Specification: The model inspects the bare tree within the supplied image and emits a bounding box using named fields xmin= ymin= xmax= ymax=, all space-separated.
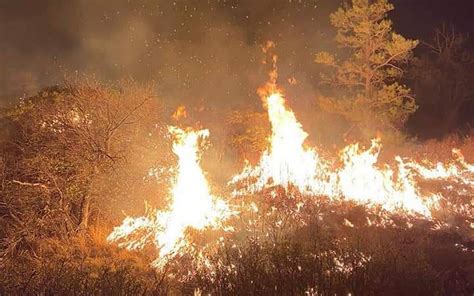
xmin=412 ymin=24 xmax=474 ymax=134
xmin=0 ymin=80 xmax=167 ymax=259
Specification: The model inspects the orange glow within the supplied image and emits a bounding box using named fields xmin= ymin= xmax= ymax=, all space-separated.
xmin=231 ymin=89 xmax=472 ymax=218
xmin=230 ymin=91 xmax=335 ymax=197
xmin=172 ymin=105 xmax=187 ymax=121
xmin=108 ymin=127 xmax=231 ymax=267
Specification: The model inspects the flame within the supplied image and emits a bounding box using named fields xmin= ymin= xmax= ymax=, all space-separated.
xmin=406 ymin=148 xmax=474 ymax=186
xmin=231 ymin=41 xmax=334 ymax=196
xmin=172 ymin=105 xmax=187 ymax=121
xmin=337 ymin=140 xmax=437 ymax=216
xmin=157 ymin=127 xmax=230 ymax=258
xmin=230 ymin=91 xmax=334 ymax=196
xmin=231 ymin=87 xmax=474 ymax=218
xmin=230 ymin=41 xmax=474 ymax=218
xmin=108 ymin=127 xmax=231 ymax=267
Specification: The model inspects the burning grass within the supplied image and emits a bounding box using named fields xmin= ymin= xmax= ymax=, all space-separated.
xmin=99 ymin=47 xmax=473 ymax=293
xmin=0 ymin=66 xmax=472 ymax=295
xmin=101 ymin=86 xmax=473 ymax=294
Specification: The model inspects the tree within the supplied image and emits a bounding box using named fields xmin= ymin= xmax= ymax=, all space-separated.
xmin=410 ymin=25 xmax=474 ymax=136
xmin=315 ymin=0 xmax=418 ymax=140
xmin=0 ymin=80 xmax=167 ymax=258
xmin=226 ymin=110 xmax=270 ymax=163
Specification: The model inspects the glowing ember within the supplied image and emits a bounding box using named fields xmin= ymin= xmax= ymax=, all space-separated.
xmin=172 ymin=105 xmax=187 ymax=121
xmin=108 ymin=126 xmax=231 ymax=267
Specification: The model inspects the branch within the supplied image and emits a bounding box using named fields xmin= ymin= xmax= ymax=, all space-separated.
xmin=374 ymin=50 xmax=410 ymax=71
xmin=11 ymin=180 xmax=49 ymax=191
xmin=110 ymin=96 xmax=150 ymax=134
xmin=386 ymin=63 xmax=403 ymax=73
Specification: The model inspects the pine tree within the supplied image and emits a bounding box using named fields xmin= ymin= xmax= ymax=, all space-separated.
xmin=315 ymin=0 xmax=418 ymax=140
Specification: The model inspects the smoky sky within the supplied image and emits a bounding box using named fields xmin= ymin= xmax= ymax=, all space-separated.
xmin=1 ymin=0 xmax=473 ymax=109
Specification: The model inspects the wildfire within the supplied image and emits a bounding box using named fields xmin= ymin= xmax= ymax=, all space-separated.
xmin=230 ymin=43 xmax=473 ymax=218
xmin=107 ymin=126 xmax=231 ymax=267
xmin=230 ymin=91 xmax=335 ymax=197
xmin=337 ymin=140 xmax=437 ymax=216
xmin=108 ymin=43 xmax=473 ymax=269
xmin=231 ymin=86 xmax=474 ymax=218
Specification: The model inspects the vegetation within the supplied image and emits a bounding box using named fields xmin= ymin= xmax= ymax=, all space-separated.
xmin=0 ymin=81 xmax=173 ymax=294
xmin=226 ymin=110 xmax=270 ymax=162
xmin=315 ymin=0 xmax=418 ymax=140
xmin=409 ymin=25 xmax=474 ymax=137
xmin=182 ymin=192 xmax=472 ymax=295
xmin=0 ymin=0 xmax=473 ymax=295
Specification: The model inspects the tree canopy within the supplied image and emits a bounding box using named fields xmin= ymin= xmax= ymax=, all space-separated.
xmin=315 ymin=0 xmax=418 ymax=140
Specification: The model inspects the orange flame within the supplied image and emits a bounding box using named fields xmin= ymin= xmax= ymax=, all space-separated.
xmin=108 ymin=127 xmax=231 ymax=267
xmin=231 ymin=41 xmax=473 ymax=218
xmin=231 ymin=86 xmax=474 ymax=218
xmin=172 ymin=105 xmax=187 ymax=121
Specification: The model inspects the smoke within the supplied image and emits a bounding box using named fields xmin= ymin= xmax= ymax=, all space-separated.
xmin=2 ymin=0 xmax=472 ymax=141
xmin=0 ymin=0 xmax=339 ymax=108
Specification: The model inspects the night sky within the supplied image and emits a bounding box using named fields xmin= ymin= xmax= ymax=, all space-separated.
xmin=1 ymin=0 xmax=473 ymax=109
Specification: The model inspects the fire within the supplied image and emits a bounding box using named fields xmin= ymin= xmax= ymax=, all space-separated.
xmin=107 ymin=126 xmax=231 ymax=267
xmin=172 ymin=105 xmax=187 ymax=121
xmin=108 ymin=42 xmax=473 ymax=269
xmin=230 ymin=91 xmax=334 ymax=197
xmin=231 ymin=87 xmax=473 ymax=218
xmin=231 ymin=41 xmax=334 ymax=196
xmin=406 ymin=148 xmax=474 ymax=186
xmin=337 ymin=140 xmax=436 ymax=216
xmin=156 ymin=127 xmax=230 ymax=258
xmin=229 ymin=42 xmax=473 ymax=218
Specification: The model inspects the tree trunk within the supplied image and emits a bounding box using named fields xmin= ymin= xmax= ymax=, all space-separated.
xmin=79 ymin=195 xmax=91 ymax=231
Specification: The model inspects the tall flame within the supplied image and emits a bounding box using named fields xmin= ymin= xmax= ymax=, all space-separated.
xmin=230 ymin=42 xmax=473 ymax=218
xmin=231 ymin=87 xmax=474 ymax=218
xmin=231 ymin=41 xmax=334 ymax=196
xmin=230 ymin=91 xmax=334 ymax=196
xmin=107 ymin=126 xmax=231 ymax=266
